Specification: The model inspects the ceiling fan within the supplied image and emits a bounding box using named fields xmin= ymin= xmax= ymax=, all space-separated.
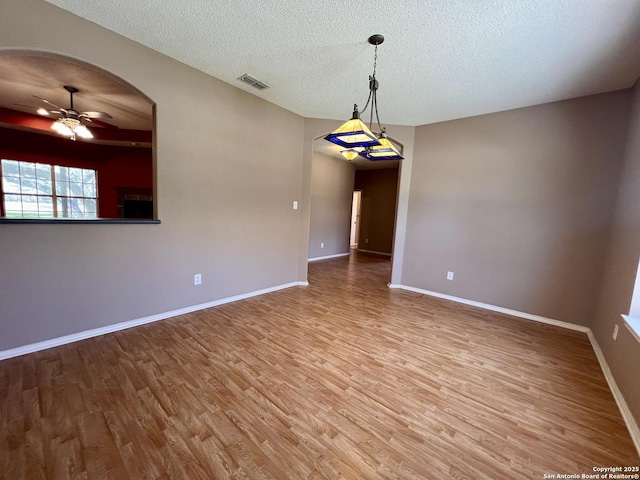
xmin=31 ymin=85 xmax=115 ymax=140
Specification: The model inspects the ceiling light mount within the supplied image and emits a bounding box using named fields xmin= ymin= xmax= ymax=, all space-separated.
xmin=368 ymin=34 xmax=384 ymax=46
xmin=324 ymin=34 xmax=403 ymax=161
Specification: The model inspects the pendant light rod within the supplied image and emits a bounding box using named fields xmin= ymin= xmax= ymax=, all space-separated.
xmin=358 ymin=35 xmax=384 ymax=133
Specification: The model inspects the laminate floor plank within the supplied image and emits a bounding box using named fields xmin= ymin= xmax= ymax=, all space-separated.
xmin=1 ymin=252 xmax=638 ymax=479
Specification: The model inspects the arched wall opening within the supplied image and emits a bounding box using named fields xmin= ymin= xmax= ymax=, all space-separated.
xmin=0 ymin=50 xmax=156 ymax=221
xmin=303 ymin=121 xmax=413 ymax=285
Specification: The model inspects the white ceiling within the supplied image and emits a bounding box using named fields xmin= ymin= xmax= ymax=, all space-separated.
xmin=45 ymin=0 xmax=640 ymax=128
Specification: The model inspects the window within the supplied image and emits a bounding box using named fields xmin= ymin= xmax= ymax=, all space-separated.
xmin=1 ymin=159 xmax=98 ymax=218
xmin=623 ymin=257 xmax=640 ymax=343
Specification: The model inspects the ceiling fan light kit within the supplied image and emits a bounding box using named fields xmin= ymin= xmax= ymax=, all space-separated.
xmin=51 ymin=118 xmax=93 ymax=140
xmin=324 ymin=34 xmax=403 ymax=161
xmin=36 ymin=85 xmax=112 ymax=141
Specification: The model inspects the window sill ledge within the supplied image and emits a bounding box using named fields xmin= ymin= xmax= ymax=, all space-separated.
xmin=620 ymin=315 xmax=640 ymax=344
xmin=0 ymin=218 xmax=161 ymax=225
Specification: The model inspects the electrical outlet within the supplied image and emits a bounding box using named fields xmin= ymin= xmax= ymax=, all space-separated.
xmin=194 ymin=274 xmax=202 ymax=285
xmin=447 ymin=271 xmax=454 ymax=281
xmin=365 ymin=238 xmax=369 ymax=244
xmin=613 ymin=324 xmax=619 ymax=340
xmin=293 ymin=201 xmax=298 ymax=210
xmin=321 ymin=242 xmax=324 ymax=248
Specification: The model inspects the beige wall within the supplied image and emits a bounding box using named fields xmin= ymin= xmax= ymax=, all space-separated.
xmin=308 ymin=152 xmax=355 ymax=259
xmin=354 ymin=168 xmax=399 ymax=254
xmin=402 ymin=92 xmax=631 ymax=326
xmin=0 ymin=0 xmax=304 ymax=351
xmin=593 ymin=82 xmax=640 ymax=421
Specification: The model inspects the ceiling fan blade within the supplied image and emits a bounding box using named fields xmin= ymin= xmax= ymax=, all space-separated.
xmin=11 ymin=103 xmax=39 ymax=109
xmin=32 ymin=95 xmax=64 ymax=110
xmin=82 ymin=111 xmax=112 ymax=119
xmin=83 ymin=117 xmax=118 ymax=129
xmin=11 ymin=104 xmax=63 ymax=116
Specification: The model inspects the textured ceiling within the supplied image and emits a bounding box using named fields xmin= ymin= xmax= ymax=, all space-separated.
xmin=44 ymin=0 xmax=640 ymax=128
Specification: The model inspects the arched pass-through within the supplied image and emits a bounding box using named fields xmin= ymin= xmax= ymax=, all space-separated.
xmin=0 ymin=50 xmax=157 ymax=222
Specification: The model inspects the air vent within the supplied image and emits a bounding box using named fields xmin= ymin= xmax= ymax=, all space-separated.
xmin=237 ymin=74 xmax=270 ymax=90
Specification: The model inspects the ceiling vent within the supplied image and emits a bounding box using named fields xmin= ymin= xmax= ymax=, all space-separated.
xmin=237 ymin=74 xmax=270 ymax=90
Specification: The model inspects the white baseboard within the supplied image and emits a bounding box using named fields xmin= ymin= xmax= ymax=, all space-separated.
xmin=0 ymin=281 xmax=308 ymax=361
xmin=308 ymin=252 xmax=350 ymax=262
xmin=587 ymin=330 xmax=640 ymax=455
xmin=390 ymin=283 xmax=639 ymax=456
xmin=392 ymin=284 xmax=588 ymax=332
xmin=357 ymin=249 xmax=392 ymax=256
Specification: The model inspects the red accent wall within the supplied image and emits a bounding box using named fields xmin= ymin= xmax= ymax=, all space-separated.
xmin=0 ymin=127 xmax=152 ymax=218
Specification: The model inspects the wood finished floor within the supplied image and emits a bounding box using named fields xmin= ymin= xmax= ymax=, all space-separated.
xmin=1 ymin=253 xmax=638 ymax=479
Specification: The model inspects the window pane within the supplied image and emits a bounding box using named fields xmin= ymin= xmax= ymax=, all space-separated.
xmin=69 ymin=168 xmax=83 ymax=183
xmin=19 ymin=176 xmax=38 ymax=194
xmin=84 ymin=198 xmax=97 ymax=214
xmin=19 ymin=162 xmax=36 ymax=178
xmin=69 ymin=182 xmax=84 ymax=197
xmin=56 ymin=181 xmax=69 ymax=196
xmin=35 ymin=164 xmax=52 ymax=195
xmin=37 ymin=177 xmax=52 ymax=195
xmin=69 ymin=197 xmax=82 ymax=216
xmin=55 ymin=166 xmax=68 ymax=182
xmin=2 ymin=176 xmax=21 ymax=194
xmin=83 ymin=183 xmax=96 ymax=197
xmin=4 ymin=194 xmax=22 ymax=216
xmin=84 ymin=210 xmax=97 ymax=219
xmin=2 ymin=160 xmax=19 ymax=176
xmin=83 ymin=169 xmax=95 ymax=184
xmin=38 ymin=196 xmax=54 ymax=217
xmin=36 ymin=163 xmax=50 ymax=180
xmin=70 ymin=198 xmax=84 ymax=217
xmin=21 ymin=195 xmax=39 ymax=218
xmin=57 ymin=197 xmax=71 ymax=217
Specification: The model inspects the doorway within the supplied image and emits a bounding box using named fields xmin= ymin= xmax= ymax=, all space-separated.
xmin=350 ymin=190 xmax=362 ymax=248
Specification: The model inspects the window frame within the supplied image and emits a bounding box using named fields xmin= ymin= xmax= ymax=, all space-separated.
xmin=1 ymin=159 xmax=99 ymax=219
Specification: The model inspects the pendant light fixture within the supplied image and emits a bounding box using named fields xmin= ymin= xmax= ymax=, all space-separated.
xmin=358 ymin=128 xmax=403 ymax=161
xmin=325 ymin=34 xmax=403 ymax=161
xmin=340 ymin=149 xmax=360 ymax=161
